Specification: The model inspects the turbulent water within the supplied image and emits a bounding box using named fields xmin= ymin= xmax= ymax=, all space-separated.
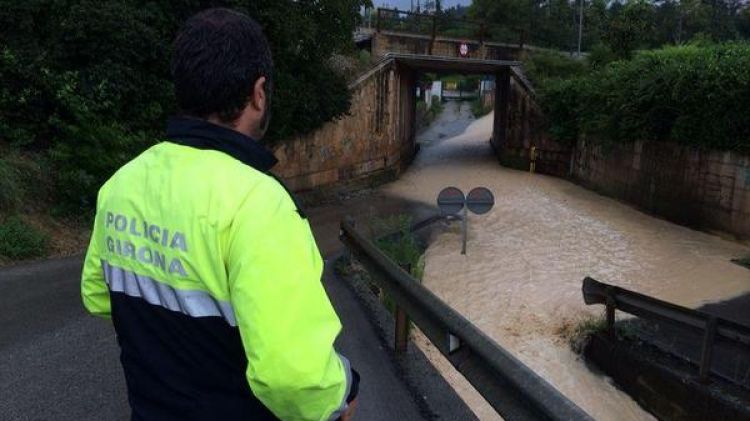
xmin=378 ymin=101 xmax=750 ymax=420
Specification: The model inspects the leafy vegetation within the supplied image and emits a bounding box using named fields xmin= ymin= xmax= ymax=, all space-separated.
xmin=0 ymin=0 xmax=366 ymax=214
xmin=372 ymin=214 xmax=425 ymax=280
xmin=0 ymin=216 xmax=49 ymax=260
xmin=538 ymin=42 xmax=750 ymax=151
xmin=521 ymin=50 xmax=588 ymax=87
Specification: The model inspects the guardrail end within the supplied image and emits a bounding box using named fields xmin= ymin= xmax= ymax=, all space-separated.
xmin=582 ymin=277 xmax=606 ymax=305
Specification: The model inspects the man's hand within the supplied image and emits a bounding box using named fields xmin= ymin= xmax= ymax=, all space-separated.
xmin=341 ymin=398 xmax=358 ymax=421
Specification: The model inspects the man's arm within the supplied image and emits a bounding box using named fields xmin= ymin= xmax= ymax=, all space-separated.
xmin=81 ymin=195 xmax=111 ymax=318
xmin=227 ymin=178 xmax=358 ymax=421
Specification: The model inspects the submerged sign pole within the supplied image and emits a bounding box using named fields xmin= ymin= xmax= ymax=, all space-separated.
xmin=461 ymin=205 xmax=468 ymax=255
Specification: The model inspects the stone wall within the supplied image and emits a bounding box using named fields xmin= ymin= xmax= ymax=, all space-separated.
xmin=572 ymin=139 xmax=750 ymax=237
xmin=273 ymin=60 xmax=418 ymax=192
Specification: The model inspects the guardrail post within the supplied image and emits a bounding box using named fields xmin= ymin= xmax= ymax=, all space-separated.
xmin=605 ymin=288 xmax=616 ymax=337
xmin=395 ymin=306 xmax=409 ymax=353
xmin=395 ymin=263 xmax=412 ymax=353
xmin=698 ymin=316 xmax=718 ymax=382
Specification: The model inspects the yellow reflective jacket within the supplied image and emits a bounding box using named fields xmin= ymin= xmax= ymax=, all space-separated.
xmin=81 ymin=117 xmax=356 ymax=421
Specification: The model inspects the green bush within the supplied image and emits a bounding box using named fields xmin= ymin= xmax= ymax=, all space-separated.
xmin=540 ymin=42 xmax=750 ymax=151
xmin=0 ymin=216 xmax=48 ymax=259
xmin=372 ymin=215 xmax=424 ymax=279
xmin=521 ymin=50 xmax=587 ymax=87
xmin=587 ymin=43 xmax=618 ymax=69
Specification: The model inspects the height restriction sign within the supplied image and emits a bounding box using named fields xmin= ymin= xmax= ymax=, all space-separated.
xmin=459 ymin=43 xmax=469 ymax=57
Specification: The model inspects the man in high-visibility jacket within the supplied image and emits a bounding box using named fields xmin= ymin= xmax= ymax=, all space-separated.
xmin=81 ymin=8 xmax=359 ymax=421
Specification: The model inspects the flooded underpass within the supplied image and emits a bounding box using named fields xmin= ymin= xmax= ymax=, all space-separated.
xmin=356 ymin=101 xmax=750 ymax=420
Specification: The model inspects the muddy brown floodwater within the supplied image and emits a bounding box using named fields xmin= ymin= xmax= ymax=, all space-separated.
xmin=372 ymin=101 xmax=750 ymax=420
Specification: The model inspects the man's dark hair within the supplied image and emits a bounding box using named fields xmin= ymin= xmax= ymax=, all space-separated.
xmin=171 ymin=8 xmax=273 ymax=123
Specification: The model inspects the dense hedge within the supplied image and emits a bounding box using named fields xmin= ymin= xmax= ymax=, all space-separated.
xmin=0 ymin=1 xmax=365 ymax=213
xmin=539 ymin=43 xmax=750 ymax=151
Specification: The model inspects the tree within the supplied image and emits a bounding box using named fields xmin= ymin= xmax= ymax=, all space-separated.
xmin=605 ymin=0 xmax=656 ymax=58
xmin=584 ymin=0 xmax=611 ymax=49
xmin=0 ymin=0 xmax=369 ymax=212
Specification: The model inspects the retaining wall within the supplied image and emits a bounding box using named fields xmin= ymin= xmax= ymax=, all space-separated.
xmin=573 ymin=139 xmax=750 ymax=238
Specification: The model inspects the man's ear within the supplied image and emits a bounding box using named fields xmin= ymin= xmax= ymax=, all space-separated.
xmin=251 ymin=76 xmax=267 ymax=112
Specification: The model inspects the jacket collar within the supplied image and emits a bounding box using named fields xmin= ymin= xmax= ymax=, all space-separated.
xmin=166 ymin=117 xmax=278 ymax=173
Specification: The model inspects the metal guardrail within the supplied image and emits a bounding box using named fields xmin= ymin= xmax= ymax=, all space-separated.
xmin=582 ymin=277 xmax=750 ymax=382
xmin=340 ymin=217 xmax=594 ymax=421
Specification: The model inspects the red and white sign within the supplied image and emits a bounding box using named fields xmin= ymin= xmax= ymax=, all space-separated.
xmin=459 ymin=43 xmax=469 ymax=57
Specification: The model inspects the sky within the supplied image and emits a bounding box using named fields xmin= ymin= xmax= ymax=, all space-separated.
xmin=373 ymin=0 xmax=472 ymax=10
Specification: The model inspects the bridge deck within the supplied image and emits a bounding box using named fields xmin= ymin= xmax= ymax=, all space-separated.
xmin=385 ymin=52 xmax=518 ymax=73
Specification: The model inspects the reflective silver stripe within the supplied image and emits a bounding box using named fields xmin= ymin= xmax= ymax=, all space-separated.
xmin=327 ymin=353 xmax=353 ymax=421
xmin=101 ymin=260 xmax=236 ymax=326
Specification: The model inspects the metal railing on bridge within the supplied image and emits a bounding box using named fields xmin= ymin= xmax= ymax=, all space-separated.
xmin=340 ymin=217 xmax=594 ymax=421
xmin=582 ymin=277 xmax=750 ymax=383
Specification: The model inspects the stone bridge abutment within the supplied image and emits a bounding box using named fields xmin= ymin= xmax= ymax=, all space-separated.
xmin=274 ymin=53 xmax=520 ymax=195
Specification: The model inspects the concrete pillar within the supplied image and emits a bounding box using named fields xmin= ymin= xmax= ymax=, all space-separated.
xmin=492 ymin=67 xmax=511 ymax=150
xmin=395 ymin=64 xmax=417 ymax=165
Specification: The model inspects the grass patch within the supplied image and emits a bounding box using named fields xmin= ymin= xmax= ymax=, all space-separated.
xmin=558 ymin=315 xmax=608 ymax=354
xmin=371 ymin=214 xmax=425 ymax=279
xmin=0 ymin=215 xmax=49 ymax=260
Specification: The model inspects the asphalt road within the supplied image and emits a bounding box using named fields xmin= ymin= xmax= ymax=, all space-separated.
xmin=0 ymin=256 xmax=128 ymax=421
xmin=0 ymin=254 xmax=466 ymax=421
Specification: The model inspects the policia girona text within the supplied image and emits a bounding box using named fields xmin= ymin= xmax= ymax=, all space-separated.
xmin=103 ymin=212 xmax=189 ymax=277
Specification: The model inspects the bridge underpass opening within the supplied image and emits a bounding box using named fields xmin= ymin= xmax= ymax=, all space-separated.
xmin=385 ymin=54 xmax=517 ymax=167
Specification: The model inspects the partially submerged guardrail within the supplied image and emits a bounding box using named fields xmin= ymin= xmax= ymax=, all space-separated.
xmin=582 ymin=277 xmax=750 ymax=382
xmin=340 ymin=217 xmax=593 ymax=421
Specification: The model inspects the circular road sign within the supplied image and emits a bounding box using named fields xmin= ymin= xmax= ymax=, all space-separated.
xmin=466 ymin=187 xmax=495 ymax=215
xmin=437 ymin=187 xmax=465 ymax=215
